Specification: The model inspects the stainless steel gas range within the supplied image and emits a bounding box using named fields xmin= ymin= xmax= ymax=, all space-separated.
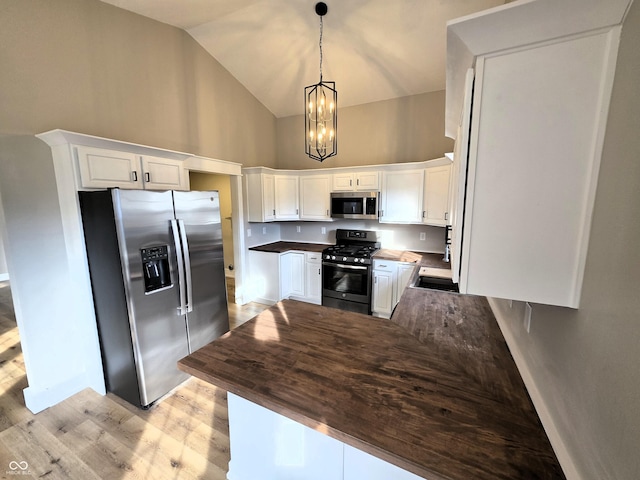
xmin=321 ymin=229 xmax=380 ymax=315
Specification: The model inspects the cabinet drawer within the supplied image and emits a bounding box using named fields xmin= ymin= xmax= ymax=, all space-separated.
xmin=305 ymin=252 xmax=322 ymax=264
xmin=373 ymin=259 xmax=395 ymax=272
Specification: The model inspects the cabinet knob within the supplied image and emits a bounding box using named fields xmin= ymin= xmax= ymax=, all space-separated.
xmin=145 ymin=172 xmax=150 ymax=182
xmin=132 ymin=171 xmax=138 ymax=182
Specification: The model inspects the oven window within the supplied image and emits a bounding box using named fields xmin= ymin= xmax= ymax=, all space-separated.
xmin=323 ymin=264 xmax=368 ymax=296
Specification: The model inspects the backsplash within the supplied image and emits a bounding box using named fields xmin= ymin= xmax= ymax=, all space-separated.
xmin=246 ymin=219 xmax=446 ymax=254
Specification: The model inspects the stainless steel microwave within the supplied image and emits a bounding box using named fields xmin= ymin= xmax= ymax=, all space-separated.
xmin=330 ymin=191 xmax=379 ymax=220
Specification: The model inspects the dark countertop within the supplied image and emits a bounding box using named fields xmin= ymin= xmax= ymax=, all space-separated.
xmin=248 ymin=241 xmax=328 ymax=253
xmin=179 ymin=294 xmax=564 ymax=480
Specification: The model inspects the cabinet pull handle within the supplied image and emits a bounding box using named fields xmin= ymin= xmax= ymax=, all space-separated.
xmin=422 ymin=210 xmax=425 ymax=218
xmin=145 ymin=172 xmax=150 ymax=182
xmin=350 ymin=179 xmax=352 ymax=186
xmin=132 ymin=171 xmax=138 ymax=182
xmin=296 ymin=208 xmax=298 ymax=215
xmin=318 ymin=268 xmax=321 ymax=275
xmin=357 ymin=178 xmax=360 ymax=186
xmin=273 ymin=209 xmax=276 ymax=215
xmin=444 ymin=212 xmax=449 ymax=221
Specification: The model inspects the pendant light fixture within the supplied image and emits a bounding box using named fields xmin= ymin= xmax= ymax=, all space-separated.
xmin=305 ymin=2 xmax=337 ymax=162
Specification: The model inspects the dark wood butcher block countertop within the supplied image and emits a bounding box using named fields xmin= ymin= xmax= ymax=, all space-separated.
xmin=248 ymin=241 xmax=328 ymax=253
xmin=178 ymin=295 xmax=564 ymax=479
xmin=374 ymin=249 xmax=451 ymax=269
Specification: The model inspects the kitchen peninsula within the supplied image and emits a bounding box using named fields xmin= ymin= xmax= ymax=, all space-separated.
xmin=178 ymin=290 xmax=564 ymax=479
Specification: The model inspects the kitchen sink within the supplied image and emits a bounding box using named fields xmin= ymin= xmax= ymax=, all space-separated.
xmin=412 ymin=276 xmax=459 ymax=292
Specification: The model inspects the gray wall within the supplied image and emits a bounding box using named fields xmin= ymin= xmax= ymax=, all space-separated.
xmin=490 ymin=4 xmax=640 ymax=479
xmin=0 ymin=0 xmax=276 ymax=167
xmin=276 ymin=91 xmax=454 ymax=169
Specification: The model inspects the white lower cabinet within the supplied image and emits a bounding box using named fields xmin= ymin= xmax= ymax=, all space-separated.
xmin=227 ymin=393 xmax=421 ymax=480
xmin=304 ymin=252 xmax=322 ymax=305
xmin=372 ymin=267 xmax=395 ymax=318
xmin=372 ymin=259 xmax=416 ymax=318
xmin=248 ymin=251 xmax=281 ymax=304
xmin=280 ymin=252 xmax=305 ymax=299
xmin=250 ymin=250 xmax=323 ymax=306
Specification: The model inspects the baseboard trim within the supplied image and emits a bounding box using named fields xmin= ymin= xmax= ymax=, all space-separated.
xmin=23 ymin=373 xmax=104 ymax=414
xmin=487 ymin=297 xmax=582 ymax=480
xmin=0 ymin=273 xmax=9 ymax=282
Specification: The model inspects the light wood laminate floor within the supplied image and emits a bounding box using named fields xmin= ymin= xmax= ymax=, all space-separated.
xmin=0 ymin=279 xmax=269 ymax=479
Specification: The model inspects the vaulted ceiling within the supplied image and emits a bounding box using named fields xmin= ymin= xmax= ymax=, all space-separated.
xmin=101 ymin=0 xmax=505 ymax=118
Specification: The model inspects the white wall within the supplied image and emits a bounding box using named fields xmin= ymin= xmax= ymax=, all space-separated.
xmin=0 ymin=136 xmax=105 ymax=412
xmin=489 ymin=3 xmax=640 ymax=479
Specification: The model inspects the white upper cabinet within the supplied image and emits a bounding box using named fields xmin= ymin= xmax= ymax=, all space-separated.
xmin=300 ymin=175 xmax=331 ymax=220
xmin=332 ymin=171 xmax=379 ymax=191
xmin=245 ymin=173 xmax=275 ymax=222
xmin=76 ymin=146 xmax=188 ymax=191
xmin=140 ymin=156 xmax=188 ymax=190
xmin=447 ymin=1 xmax=626 ymax=307
xmin=76 ymin=145 xmax=141 ymax=189
xmin=422 ymin=164 xmax=452 ymax=227
xmin=379 ymin=170 xmax=424 ymax=224
xmin=274 ymin=175 xmax=300 ymax=220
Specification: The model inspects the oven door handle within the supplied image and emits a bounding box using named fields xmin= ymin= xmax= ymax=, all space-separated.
xmin=323 ymin=262 xmax=369 ymax=271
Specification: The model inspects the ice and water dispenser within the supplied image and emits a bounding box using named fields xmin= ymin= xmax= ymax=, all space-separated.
xmin=141 ymin=245 xmax=171 ymax=293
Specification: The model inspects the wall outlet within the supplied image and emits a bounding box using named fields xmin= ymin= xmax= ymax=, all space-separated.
xmin=524 ymin=302 xmax=532 ymax=333
xmin=247 ymin=228 xmax=251 ymax=238
xmin=262 ymin=226 xmax=267 ymax=235
xmin=321 ymin=227 xmax=326 ymax=235
xmin=296 ymin=225 xmax=301 ymax=233
xmin=419 ymin=232 xmax=426 ymax=241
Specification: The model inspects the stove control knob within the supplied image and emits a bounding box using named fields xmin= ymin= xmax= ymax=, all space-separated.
xmin=343 ymin=257 xmax=347 ymax=261
xmin=331 ymin=256 xmax=336 ymax=260
xmin=325 ymin=255 xmax=330 ymax=260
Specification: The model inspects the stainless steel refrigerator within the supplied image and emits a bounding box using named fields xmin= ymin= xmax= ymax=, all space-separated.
xmin=79 ymin=189 xmax=229 ymax=408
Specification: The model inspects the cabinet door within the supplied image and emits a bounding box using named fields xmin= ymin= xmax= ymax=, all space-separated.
xmin=300 ymin=175 xmax=331 ymax=220
xmin=280 ymin=252 xmax=305 ymax=299
xmin=461 ymin=32 xmax=616 ymax=307
xmin=332 ymin=173 xmax=354 ymax=191
xmin=141 ymin=156 xmax=188 ymax=191
xmin=380 ymin=170 xmax=424 ymax=224
xmin=245 ymin=173 xmax=275 ymax=222
xmin=372 ymin=270 xmax=394 ymax=317
xmin=305 ymin=254 xmax=322 ymax=305
xmin=395 ymin=263 xmax=415 ymax=306
xmin=262 ymin=174 xmax=276 ymax=221
xmin=248 ymin=251 xmax=281 ymax=304
xmin=76 ymin=145 xmax=141 ymax=189
xmin=274 ymin=175 xmax=299 ymax=220
xmin=355 ymin=171 xmax=379 ymax=191
xmin=422 ymin=164 xmax=452 ymax=226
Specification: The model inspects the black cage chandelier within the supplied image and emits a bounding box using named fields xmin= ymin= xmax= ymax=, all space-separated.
xmin=305 ymin=2 xmax=337 ymax=162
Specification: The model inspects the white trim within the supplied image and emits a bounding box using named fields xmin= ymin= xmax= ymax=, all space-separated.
xmin=0 ymin=274 xmax=8 ymax=282
xmin=488 ymin=297 xmax=582 ymax=480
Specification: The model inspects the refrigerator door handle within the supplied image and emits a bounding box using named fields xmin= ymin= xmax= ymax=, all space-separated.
xmin=170 ymin=219 xmax=188 ymax=315
xmin=178 ymin=219 xmax=194 ymax=313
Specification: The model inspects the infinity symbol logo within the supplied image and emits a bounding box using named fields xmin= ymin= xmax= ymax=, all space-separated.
xmin=9 ymin=461 xmax=28 ymax=471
